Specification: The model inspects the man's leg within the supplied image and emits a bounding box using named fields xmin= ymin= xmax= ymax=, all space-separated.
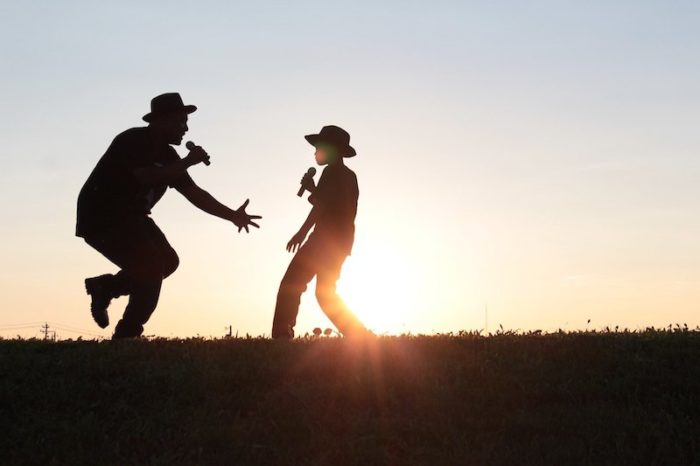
xmin=83 ymin=275 xmax=117 ymax=328
xmin=83 ymin=238 xmax=135 ymax=328
xmin=112 ymin=219 xmax=179 ymax=338
xmin=272 ymin=243 xmax=319 ymax=339
xmin=84 ymin=218 xmax=179 ymax=337
xmin=112 ymin=279 xmax=162 ymax=339
xmin=315 ymin=254 xmax=368 ymax=337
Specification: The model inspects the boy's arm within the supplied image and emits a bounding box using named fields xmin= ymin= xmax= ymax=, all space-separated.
xmin=287 ymin=203 xmax=324 ymax=252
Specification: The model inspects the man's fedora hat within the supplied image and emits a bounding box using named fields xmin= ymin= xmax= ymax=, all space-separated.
xmin=142 ymin=93 xmax=197 ymax=122
xmin=305 ymin=125 xmax=356 ymax=157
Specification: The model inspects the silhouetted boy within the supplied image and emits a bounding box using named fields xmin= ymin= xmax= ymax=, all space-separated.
xmin=272 ymin=125 xmax=368 ymax=339
xmin=76 ymin=93 xmax=261 ymax=338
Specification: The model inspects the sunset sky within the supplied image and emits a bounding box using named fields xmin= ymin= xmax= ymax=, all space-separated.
xmin=1 ymin=1 xmax=699 ymax=339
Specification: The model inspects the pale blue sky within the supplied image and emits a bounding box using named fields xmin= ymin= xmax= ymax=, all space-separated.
xmin=1 ymin=1 xmax=699 ymax=338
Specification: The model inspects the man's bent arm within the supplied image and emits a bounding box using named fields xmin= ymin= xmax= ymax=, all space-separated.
xmin=133 ymin=158 xmax=195 ymax=187
xmin=133 ymin=147 xmax=208 ymax=187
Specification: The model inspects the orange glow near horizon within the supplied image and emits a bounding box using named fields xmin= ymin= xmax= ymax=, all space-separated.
xmin=337 ymin=240 xmax=419 ymax=335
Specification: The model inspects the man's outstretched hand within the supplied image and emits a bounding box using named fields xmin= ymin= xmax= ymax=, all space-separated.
xmin=231 ymin=199 xmax=262 ymax=233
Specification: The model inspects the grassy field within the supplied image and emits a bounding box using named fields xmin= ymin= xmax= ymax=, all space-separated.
xmin=1 ymin=329 xmax=698 ymax=465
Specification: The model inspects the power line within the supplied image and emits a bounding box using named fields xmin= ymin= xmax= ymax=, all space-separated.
xmin=0 ymin=321 xmax=101 ymax=334
xmin=0 ymin=321 xmax=106 ymax=339
xmin=47 ymin=321 xmax=105 ymax=335
xmin=0 ymin=322 xmax=44 ymax=329
xmin=50 ymin=326 xmax=104 ymax=338
xmin=0 ymin=325 xmax=42 ymax=331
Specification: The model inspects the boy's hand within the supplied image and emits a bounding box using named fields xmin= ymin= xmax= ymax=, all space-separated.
xmin=286 ymin=231 xmax=307 ymax=252
xmin=231 ymin=199 xmax=262 ymax=233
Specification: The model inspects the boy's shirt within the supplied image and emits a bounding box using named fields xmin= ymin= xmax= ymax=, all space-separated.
xmin=308 ymin=163 xmax=359 ymax=255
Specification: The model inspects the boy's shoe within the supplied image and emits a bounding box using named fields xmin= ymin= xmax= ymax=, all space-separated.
xmin=85 ymin=275 xmax=113 ymax=329
xmin=272 ymin=325 xmax=295 ymax=340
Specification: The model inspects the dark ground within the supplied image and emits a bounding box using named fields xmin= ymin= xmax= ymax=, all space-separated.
xmin=1 ymin=329 xmax=698 ymax=465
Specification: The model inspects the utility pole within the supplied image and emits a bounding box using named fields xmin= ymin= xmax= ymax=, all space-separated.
xmin=41 ymin=322 xmax=50 ymax=341
xmin=226 ymin=325 xmax=232 ymax=338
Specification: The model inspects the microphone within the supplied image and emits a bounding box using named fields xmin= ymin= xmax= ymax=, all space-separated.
xmin=297 ymin=167 xmax=317 ymax=197
xmin=185 ymin=141 xmax=211 ymax=166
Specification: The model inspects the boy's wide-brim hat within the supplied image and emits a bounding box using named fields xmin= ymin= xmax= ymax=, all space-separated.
xmin=305 ymin=125 xmax=356 ymax=157
xmin=142 ymin=93 xmax=197 ymax=122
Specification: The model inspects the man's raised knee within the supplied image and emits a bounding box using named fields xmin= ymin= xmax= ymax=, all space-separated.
xmin=162 ymin=250 xmax=179 ymax=278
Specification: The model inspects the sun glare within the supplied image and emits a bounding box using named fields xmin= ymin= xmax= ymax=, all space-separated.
xmin=337 ymin=242 xmax=418 ymax=334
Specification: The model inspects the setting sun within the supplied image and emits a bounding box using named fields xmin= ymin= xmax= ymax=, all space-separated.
xmin=338 ymin=240 xmax=418 ymax=335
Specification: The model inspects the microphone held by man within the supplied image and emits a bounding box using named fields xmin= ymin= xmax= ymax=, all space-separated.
xmin=297 ymin=167 xmax=317 ymax=196
xmin=186 ymin=140 xmax=211 ymax=166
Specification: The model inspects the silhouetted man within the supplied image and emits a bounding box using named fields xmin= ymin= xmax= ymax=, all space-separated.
xmin=272 ymin=125 xmax=368 ymax=339
xmin=76 ymin=92 xmax=261 ymax=339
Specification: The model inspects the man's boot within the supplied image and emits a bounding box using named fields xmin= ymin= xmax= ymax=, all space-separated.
xmin=84 ymin=274 xmax=114 ymax=329
xmin=112 ymin=320 xmax=144 ymax=339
